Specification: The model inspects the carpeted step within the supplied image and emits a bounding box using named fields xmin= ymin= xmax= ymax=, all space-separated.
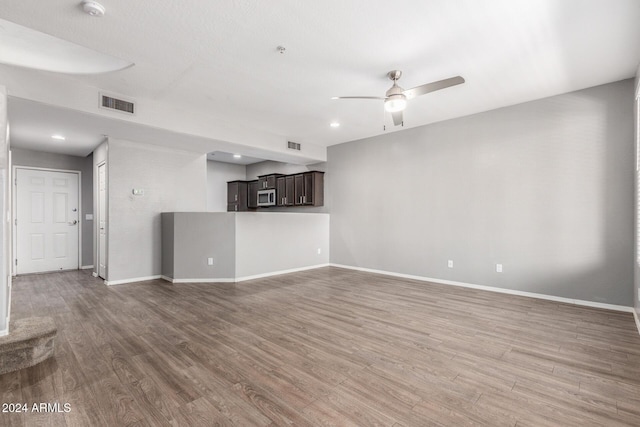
xmin=0 ymin=317 xmax=57 ymax=375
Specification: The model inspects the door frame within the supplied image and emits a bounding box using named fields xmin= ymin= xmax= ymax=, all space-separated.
xmin=12 ymin=166 xmax=82 ymax=276
xmin=95 ymin=161 xmax=107 ymax=280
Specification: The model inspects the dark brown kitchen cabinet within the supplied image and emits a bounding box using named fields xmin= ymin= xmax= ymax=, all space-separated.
xmin=293 ymin=171 xmax=324 ymax=206
xmin=227 ymin=181 xmax=248 ymax=212
xmin=247 ymin=180 xmax=259 ymax=209
xmin=232 ymin=172 xmax=323 ymax=210
xmin=276 ymin=175 xmax=295 ymax=206
xmin=257 ymin=174 xmax=284 ymax=190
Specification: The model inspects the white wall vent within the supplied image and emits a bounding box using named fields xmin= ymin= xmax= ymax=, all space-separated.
xmin=287 ymin=141 xmax=301 ymax=151
xmin=99 ymin=93 xmax=135 ymax=115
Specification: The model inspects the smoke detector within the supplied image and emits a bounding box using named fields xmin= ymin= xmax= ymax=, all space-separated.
xmin=82 ymin=1 xmax=105 ymax=17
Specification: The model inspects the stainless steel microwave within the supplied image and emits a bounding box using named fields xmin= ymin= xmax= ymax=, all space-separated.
xmin=257 ymin=189 xmax=276 ymax=207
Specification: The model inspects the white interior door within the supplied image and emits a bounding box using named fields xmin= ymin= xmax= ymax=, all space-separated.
xmin=15 ymin=168 xmax=79 ymax=274
xmin=97 ymin=163 xmax=107 ymax=279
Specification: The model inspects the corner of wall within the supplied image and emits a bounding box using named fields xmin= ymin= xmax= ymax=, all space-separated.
xmin=92 ymin=139 xmax=108 ymax=279
xmin=634 ymin=63 xmax=640 ymax=332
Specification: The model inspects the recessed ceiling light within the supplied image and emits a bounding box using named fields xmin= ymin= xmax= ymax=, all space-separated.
xmin=233 ymin=154 xmax=242 ymax=159
xmin=51 ymin=134 xmax=66 ymax=140
xmin=330 ymin=122 xmax=340 ymax=128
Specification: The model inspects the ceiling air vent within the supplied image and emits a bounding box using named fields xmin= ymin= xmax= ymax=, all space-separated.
xmin=99 ymin=93 xmax=135 ymax=115
xmin=287 ymin=141 xmax=301 ymax=151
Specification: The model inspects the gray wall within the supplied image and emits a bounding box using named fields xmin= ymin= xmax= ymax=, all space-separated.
xmin=207 ymin=160 xmax=246 ymax=212
xmin=107 ymin=138 xmax=207 ymax=282
xmin=246 ymin=160 xmax=329 ymax=213
xmin=0 ymin=86 xmax=8 ymax=335
xmin=161 ymin=212 xmax=175 ymax=278
xmin=11 ymin=147 xmax=94 ymax=267
xmin=329 ymin=79 xmax=634 ymax=306
xmin=162 ymin=212 xmax=236 ymax=280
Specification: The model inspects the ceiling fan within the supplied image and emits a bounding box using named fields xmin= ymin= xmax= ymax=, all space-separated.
xmin=332 ymin=70 xmax=465 ymax=126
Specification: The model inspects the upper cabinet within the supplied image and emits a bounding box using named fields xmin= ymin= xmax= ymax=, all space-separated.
xmin=276 ymin=175 xmax=295 ymax=207
xmin=294 ymin=171 xmax=324 ymax=206
xmin=257 ymin=174 xmax=284 ymax=190
xmin=247 ymin=180 xmax=259 ymax=209
xmin=227 ymin=181 xmax=248 ymax=212
xmin=229 ymin=171 xmax=324 ymax=211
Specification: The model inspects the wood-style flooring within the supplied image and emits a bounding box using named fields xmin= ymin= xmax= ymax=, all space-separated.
xmin=2 ymin=267 xmax=640 ymax=426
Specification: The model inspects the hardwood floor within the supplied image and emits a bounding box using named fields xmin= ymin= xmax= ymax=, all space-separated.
xmin=2 ymin=267 xmax=640 ymax=426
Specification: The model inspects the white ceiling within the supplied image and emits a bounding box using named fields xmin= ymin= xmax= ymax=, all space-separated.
xmin=1 ymin=0 xmax=639 ymax=160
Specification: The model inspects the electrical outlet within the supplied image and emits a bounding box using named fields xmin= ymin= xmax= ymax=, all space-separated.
xmin=447 ymin=260 xmax=453 ymax=268
xmin=496 ymin=264 xmax=503 ymax=273
xmin=207 ymin=257 xmax=214 ymax=266
xmin=317 ymin=248 xmax=322 ymax=255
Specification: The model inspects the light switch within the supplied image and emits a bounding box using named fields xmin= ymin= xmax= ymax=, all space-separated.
xmin=85 ymin=214 xmax=93 ymax=220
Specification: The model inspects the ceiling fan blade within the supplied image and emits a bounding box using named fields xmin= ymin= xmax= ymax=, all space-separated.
xmin=392 ymin=110 xmax=403 ymax=126
xmin=331 ymin=96 xmax=386 ymax=100
xmin=403 ymin=76 xmax=465 ymax=99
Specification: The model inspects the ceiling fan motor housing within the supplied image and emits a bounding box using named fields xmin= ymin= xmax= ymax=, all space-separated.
xmin=387 ymin=70 xmax=403 ymax=81
xmin=385 ymin=84 xmax=404 ymax=97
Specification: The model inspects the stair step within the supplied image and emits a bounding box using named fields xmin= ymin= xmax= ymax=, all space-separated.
xmin=0 ymin=317 xmax=57 ymax=375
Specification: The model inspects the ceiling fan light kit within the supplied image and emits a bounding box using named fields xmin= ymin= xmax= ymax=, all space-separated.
xmin=384 ymin=95 xmax=407 ymax=113
xmin=384 ymin=96 xmax=406 ymax=113
xmin=334 ymin=70 xmax=465 ymax=126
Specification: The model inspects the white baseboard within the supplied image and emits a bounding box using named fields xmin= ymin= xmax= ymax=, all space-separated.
xmin=105 ymin=275 xmax=162 ymax=286
xmin=634 ymin=310 xmax=640 ymax=336
xmin=160 ymin=264 xmax=330 ymax=285
xmin=80 ymin=265 xmax=94 ymax=270
xmin=0 ymin=327 xmax=7 ymax=337
xmin=330 ymin=264 xmax=633 ymax=313
xmin=161 ymin=275 xmax=235 ymax=284
xmin=236 ymin=263 xmax=330 ymax=282
xmin=92 ymin=272 xmax=98 ymax=278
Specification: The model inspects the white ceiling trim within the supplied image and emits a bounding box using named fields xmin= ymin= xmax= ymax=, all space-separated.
xmin=0 ymin=18 xmax=133 ymax=74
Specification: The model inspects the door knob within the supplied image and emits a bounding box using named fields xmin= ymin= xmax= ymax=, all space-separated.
xmin=69 ymin=220 xmax=78 ymax=225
